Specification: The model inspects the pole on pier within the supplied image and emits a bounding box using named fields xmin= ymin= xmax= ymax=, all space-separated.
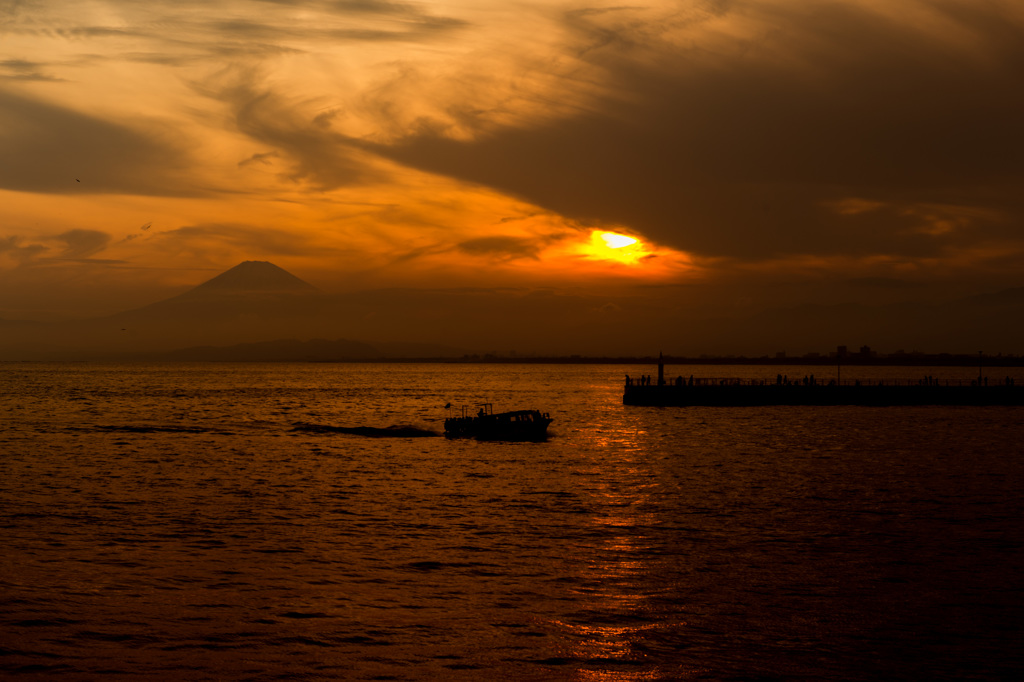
xmin=979 ymin=351 xmax=983 ymax=383
xmin=658 ymin=352 xmax=665 ymax=386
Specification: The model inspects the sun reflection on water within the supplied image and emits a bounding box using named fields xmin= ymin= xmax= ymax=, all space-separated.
xmin=542 ymin=416 xmax=686 ymax=679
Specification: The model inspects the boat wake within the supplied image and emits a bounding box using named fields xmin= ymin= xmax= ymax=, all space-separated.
xmin=291 ymin=422 xmax=441 ymax=438
xmin=91 ymin=424 xmax=215 ymax=434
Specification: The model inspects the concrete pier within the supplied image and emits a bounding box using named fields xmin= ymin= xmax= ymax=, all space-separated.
xmin=623 ymin=381 xmax=1024 ymax=406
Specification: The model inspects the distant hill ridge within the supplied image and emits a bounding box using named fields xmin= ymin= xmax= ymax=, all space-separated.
xmin=5 ymin=258 xmax=1024 ymax=360
xmin=153 ymin=338 xmax=468 ymax=361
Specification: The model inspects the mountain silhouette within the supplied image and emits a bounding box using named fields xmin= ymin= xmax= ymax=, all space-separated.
xmin=18 ymin=261 xmax=479 ymax=359
xmin=4 ymin=259 xmax=1024 ymax=359
xmin=0 ymin=261 xmax=336 ymax=358
xmin=112 ymin=261 xmax=321 ymax=320
xmin=182 ymin=260 xmax=318 ymax=297
xmin=91 ymin=261 xmax=331 ymax=352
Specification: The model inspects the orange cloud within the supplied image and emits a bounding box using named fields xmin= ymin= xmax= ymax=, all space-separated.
xmin=2 ymin=0 xmax=1023 ymax=335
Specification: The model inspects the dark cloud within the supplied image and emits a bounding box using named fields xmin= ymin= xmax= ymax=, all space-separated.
xmin=326 ymin=0 xmax=417 ymax=13
xmin=457 ymin=236 xmax=540 ymax=260
xmin=0 ymin=89 xmax=199 ymax=196
xmin=254 ymin=0 xmax=404 ymax=9
xmin=227 ymin=86 xmax=376 ymax=188
xmin=1 ymin=230 xmax=118 ymax=265
xmin=59 ymin=26 xmax=136 ymax=38
xmin=0 ymin=59 xmax=62 ymax=82
xmin=239 ymin=151 xmax=281 ymax=167
xmin=150 ymin=223 xmax=320 ymax=258
xmin=215 ymin=20 xmax=415 ymax=43
xmin=121 ymin=52 xmax=203 ymax=66
xmin=258 ymin=0 xmax=466 ymax=24
xmin=0 ymin=236 xmax=47 ymax=264
xmin=371 ymin=1 xmax=1024 ymax=262
xmin=845 ymin=277 xmax=923 ymax=290
xmin=56 ymin=229 xmax=111 ymax=259
xmin=207 ymin=43 xmax=302 ymax=59
xmin=210 ymin=1 xmax=466 ymax=43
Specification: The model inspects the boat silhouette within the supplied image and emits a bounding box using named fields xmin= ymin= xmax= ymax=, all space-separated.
xmin=444 ymin=403 xmax=552 ymax=441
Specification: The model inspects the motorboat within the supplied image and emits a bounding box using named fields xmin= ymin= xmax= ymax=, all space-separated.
xmin=444 ymin=403 xmax=552 ymax=441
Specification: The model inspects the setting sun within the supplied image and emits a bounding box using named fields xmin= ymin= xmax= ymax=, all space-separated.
xmin=581 ymin=230 xmax=645 ymax=265
xmin=528 ymin=228 xmax=696 ymax=279
xmin=600 ymin=232 xmax=638 ymax=249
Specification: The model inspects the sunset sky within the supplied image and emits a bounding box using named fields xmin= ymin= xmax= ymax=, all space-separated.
xmin=2 ymin=0 xmax=1024 ymax=354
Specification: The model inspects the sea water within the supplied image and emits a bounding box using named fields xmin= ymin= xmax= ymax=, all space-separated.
xmin=1 ymin=362 xmax=1022 ymax=680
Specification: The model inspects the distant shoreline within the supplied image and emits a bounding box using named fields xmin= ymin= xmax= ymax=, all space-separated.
xmin=320 ymin=354 xmax=1024 ymax=367
xmin=8 ymin=351 xmax=1020 ymax=367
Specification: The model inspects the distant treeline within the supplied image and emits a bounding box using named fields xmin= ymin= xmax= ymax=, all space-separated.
xmin=442 ymin=353 xmax=1024 ymax=367
xmin=141 ymin=339 xmax=1024 ymax=366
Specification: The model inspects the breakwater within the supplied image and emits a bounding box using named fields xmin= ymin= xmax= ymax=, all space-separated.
xmin=623 ymin=378 xmax=1023 ymax=406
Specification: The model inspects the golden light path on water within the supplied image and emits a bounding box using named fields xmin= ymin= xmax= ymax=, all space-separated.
xmin=549 ymin=416 xmax=696 ymax=681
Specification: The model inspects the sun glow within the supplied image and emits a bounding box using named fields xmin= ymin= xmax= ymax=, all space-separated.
xmin=600 ymin=232 xmax=638 ymax=249
xmin=548 ymin=228 xmax=694 ymax=278
xmin=582 ymin=231 xmax=646 ymax=265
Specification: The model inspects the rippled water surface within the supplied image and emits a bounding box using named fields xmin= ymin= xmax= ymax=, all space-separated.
xmin=2 ymin=362 xmax=1022 ymax=680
